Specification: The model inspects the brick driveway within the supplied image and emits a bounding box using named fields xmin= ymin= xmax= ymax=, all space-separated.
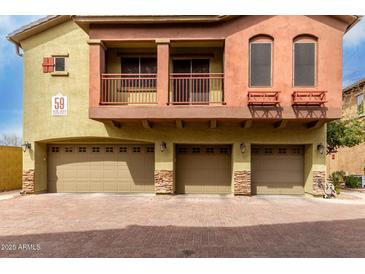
xmin=0 ymin=193 xmax=365 ymax=258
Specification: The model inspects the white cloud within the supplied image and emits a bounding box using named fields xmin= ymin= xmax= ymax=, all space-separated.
xmin=344 ymin=17 xmax=365 ymax=48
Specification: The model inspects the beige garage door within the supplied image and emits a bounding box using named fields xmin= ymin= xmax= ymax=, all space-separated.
xmin=48 ymin=144 xmax=154 ymax=193
xmin=251 ymin=145 xmax=304 ymax=195
xmin=176 ymin=145 xmax=232 ymax=194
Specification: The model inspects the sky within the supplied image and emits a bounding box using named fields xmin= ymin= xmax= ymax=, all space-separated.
xmin=0 ymin=15 xmax=365 ymax=138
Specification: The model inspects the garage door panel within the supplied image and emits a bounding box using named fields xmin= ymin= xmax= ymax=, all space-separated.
xmin=77 ymin=183 xmax=90 ymax=192
xmin=89 ymin=182 xmax=103 ymax=192
xmin=255 ymin=185 xmax=304 ymax=195
xmin=48 ymin=144 xmax=154 ymax=193
xmin=176 ymin=145 xmax=231 ymax=194
xmin=75 ymin=169 xmax=90 ymax=178
xmin=103 ymin=182 xmax=119 ymax=192
xmin=252 ymin=145 xmax=304 ymax=195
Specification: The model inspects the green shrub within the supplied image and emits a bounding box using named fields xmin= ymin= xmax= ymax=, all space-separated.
xmin=329 ymin=171 xmax=345 ymax=193
xmin=346 ymin=175 xmax=361 ymax=188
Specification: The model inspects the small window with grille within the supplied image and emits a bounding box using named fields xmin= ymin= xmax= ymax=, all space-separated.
xmin=65 ymin=147 xmax=73 ymax=153
xmin=292 ymin=147 xmax=303 ymax=155
xmin=252 ymin=147 xmax=260 ymax=154
xmin=105 ymin=147 xmax=113 ymax=153
xmin=146 ymin=146 xmax=154 ymax=153
xmin=78 ymin=147 xmax=87 ymax=153
xmin=51 ymin=146 xmax=59 ymax=153
xmin=54 ymin=57 xmax=66 ymax=72
xmin=119 ymin=147 xmax=128 ymax=153
xmin=219 ymin=147 xmax=229 ymax=154
xmin=264 ymin=148 xmax=273 ymax=155
xmin=192 ymin=147 xmax=201 ymax=153
xmin=92 ymin=147 xmax=100 ymax=153
xmin=206 ymin=147 xmax=215 ymax=153
xmin=178 ymin=147 xmax=188 ymax=153
xmin=278 ymin=148 xmax=287 ymax=154
xmin=133 ymin=146 xmax=141 ymax=153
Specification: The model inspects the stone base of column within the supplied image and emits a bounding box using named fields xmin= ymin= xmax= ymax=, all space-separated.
xmin=312 ymin=171 xmax=326 ymax=197
xmin=22 ymin=169 xmax=35 ymax=194
xmin=155 ymin=170 xmax=174 ymax=194
xmin=233 ymin=170 xmax=251 ymax=196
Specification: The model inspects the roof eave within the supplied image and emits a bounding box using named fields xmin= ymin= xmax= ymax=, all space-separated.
xmin=72 ymin=15 xmax=238 ymax=33
xmin=7 ymin=15 xmax=71 ymax=47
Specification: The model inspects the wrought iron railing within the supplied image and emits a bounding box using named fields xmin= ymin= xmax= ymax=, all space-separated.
xmin=100 ymin=73 xmax=157 ymax=104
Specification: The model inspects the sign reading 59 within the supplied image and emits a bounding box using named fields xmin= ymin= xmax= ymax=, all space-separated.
xmin=52 ymin=93 xmax=68 ymax=116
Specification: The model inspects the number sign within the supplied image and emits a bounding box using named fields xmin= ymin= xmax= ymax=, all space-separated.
xmin=52 ymin=93 xmax=68 ymax=116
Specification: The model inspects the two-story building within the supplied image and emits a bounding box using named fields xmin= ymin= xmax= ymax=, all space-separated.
xmin=7 ymin=15 xmax=359 ymax=196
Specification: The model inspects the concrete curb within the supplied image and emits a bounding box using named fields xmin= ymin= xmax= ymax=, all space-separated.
xmin=0 ymin=190 xmax=22 ymax=201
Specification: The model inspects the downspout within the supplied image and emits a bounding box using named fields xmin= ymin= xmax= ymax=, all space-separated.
xmin=15 ymin=44 xmax=23 ymax=57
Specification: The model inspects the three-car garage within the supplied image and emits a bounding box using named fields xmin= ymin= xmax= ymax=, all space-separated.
xmin=47 ymin=143 xmax=305 ymax=195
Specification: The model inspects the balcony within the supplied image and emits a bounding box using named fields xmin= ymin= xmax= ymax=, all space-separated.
xmin=101 ymin=73 xmax=157 ymax=105
xmin=89 ymin=40 xmax=338 ymax=124
xmin=169 ymin=73 xmax=224 ymax=105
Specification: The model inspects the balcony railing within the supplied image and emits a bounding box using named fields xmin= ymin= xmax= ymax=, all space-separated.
xmin=292 ymin=91 xmax=327 ymax=106
xmin=248 ymin=91 xmax=280 ymax=106
xmin=169 ymin=73 xmax=224 ymax=105
xmin=101 ymin=73 xmax=157 ymax=105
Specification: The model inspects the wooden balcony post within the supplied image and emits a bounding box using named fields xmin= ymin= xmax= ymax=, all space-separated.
xmin=156 ymin=39 xmax=170 ymax=106
xmin=88 ymin=39 xmax=106 ymax=108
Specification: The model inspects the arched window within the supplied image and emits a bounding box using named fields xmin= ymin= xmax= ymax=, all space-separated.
xmin=293 ymin=35 xmax=318 ymax=87
xmin=249 ymin=35 xmax=273 ymax=87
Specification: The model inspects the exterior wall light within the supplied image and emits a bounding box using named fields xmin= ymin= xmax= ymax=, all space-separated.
xmin=160 ymin=141 xmax=167 ymax=152
xmin=240 ymin=143 xmax=246 ymax=153
xmin=317 ymin=144 xmax=325 ymax=154
xmin=21 ymin=142 xmax=31 ymax=152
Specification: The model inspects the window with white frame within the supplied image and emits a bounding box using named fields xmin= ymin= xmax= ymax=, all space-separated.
xmin=121 ymin=57 xmax=157 ymax=74
xmin=357 ymin=93 xmax=364 ymax=115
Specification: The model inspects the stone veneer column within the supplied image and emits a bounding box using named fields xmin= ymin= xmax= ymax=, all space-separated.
xmin=154 ymin=141 xmax=174 ymax=194
xmin=312 ymin=170 xmax=326 ymax=196
xmin=22 ymin=169 xmax=35 ymax=194
xmin=233 ymin=170 xmax=251 ymax=195
xmin=232 ymin=142 xmax=251 ymax=196
xmin=154 ymin=170 xmax=174 ymax=194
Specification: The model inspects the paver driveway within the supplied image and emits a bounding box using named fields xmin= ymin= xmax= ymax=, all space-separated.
xmin=0 ymin=193 xmax=365 ymax=257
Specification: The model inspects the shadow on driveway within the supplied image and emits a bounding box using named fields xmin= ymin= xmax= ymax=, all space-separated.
xmin=1 ymin=218 xmax=364 ymax=258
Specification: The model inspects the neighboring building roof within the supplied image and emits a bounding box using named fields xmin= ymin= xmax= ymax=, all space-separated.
xmin=7 ymin=15 xmax=361 ymax=48
xmin=343 ymin=77 xmax=365 ymax=94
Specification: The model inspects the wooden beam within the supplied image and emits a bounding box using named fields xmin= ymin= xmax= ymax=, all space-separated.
xmin=306 ymin=120 xmax=324 ymax=129
xmin=112 ymin=120 xmax=122 ymax=128
xmin=142 ymin=120 xmax=152 ymax=129
xmin=242 ymin=120 xmax=253 ymax=128
xmin=274 ymin=120 xmax=288 ymax=129
xmin=210 ymin=119 xmax=217 ymax=129
xmin=176 ymin=119 xmax=184 ymax=128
